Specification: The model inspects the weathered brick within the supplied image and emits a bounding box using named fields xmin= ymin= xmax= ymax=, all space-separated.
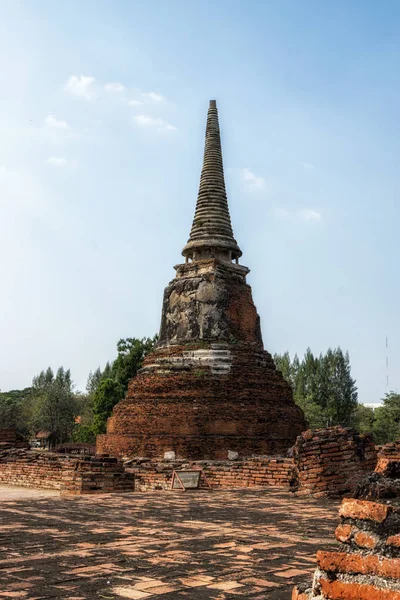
xmin=319 ymin=578 xmax=400 ymax=600
xmin=335 ymin=523 xmax=353 ymax=543
xmin=339 ymin=498 xmax=389 ymax=523
xmin=386 ymin=534 xmax=400 ymax=547
xmin=0 ymin=449 xmax=134 ymax=494
xmin=317 ymin=550 xmax=400 ymax=579
xmin=353 ymin=530 xmax=378 ymax=549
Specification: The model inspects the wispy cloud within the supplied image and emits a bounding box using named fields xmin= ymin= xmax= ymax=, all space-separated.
xmin=133 ymin=115 xmax=176 ymax=132
xmin=104 ymin=82 xmax=125 ymax=93
xmin=302 ymin=162 xmax=316 ymax=171
xmin=128 ymin=90 xmax=165 ymax=106
xmin=47 ymin=157 xmax=77 ymax=168
xmin=128 ymin=99 xmax=144 ymax=107
xmin=141 ymin=91 xmax=164 ymax=103
xmin=241 ymin=168 xmax=265 ymax=191
xmin=65 ymin=75 xmax=96 ymax=100
xmin=299 ymin=209 xmax=321 ymax=222
xmin=44 ymin=115 xmax=70 ymax=131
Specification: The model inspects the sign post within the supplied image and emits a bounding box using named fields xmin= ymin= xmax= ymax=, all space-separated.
xmin=170 ymin=469 xmax=210 ymax=491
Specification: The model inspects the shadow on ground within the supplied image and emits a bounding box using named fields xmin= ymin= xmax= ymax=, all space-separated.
xmin=0 ymin=487 xmax=339 ymax=600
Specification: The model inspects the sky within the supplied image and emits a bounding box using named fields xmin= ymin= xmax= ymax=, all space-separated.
xmin=0 ymin=0 xmax=399 ymax=405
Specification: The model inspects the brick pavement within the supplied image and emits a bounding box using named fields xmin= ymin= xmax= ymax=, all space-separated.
xmin=0 ymin=486 xmax=339 ymax=600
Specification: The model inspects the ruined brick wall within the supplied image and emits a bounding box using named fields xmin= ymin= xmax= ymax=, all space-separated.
xmin=0 ymin=449 xmax=134 ymax=494
xmin=292 ymin=427 xmax=377 ymax=498
xmin=378 ymin=441 xmax=400 ymax=459
xmin=0 ymin=428 xmax=28 ymax=449
xmin=126 ymin=457 xmax=295 ymax=491
xmin=293 ymin=496 xmax=400 ymax=600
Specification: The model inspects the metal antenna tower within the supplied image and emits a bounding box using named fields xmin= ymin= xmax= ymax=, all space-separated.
xmin=386 ymin=335 xmax=389 ymax=390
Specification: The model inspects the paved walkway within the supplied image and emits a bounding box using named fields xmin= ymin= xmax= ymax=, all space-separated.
xmin=0 ymin=486 xmax=339 ymax=599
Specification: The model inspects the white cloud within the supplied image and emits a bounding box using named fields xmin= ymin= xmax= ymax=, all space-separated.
xmin=299 ymin=209 xmax=321 ymax=222
xmin=141 ymin=91 xmax=164 ymax=103
xmin=133 ymin=115 xmax=176 ymax=132
xmin=105 ymin=82 xmax=125 ymax=93
xmin=128 ymin=90 xmax=165 ymax=107
xmin=44 ymin=115 xmax=70 ymax=131
xmin=242 ymin=168 xmax=265 ymax=190
xmin=302 ymin=162 xmax=316 ymax=170
xmin=47 ymin=157 xmax=77 ymax=168
xmin=65 ymin=75 xmax=96 ymax=100
xmin=128 ymin=99 xmax=144 ymax=107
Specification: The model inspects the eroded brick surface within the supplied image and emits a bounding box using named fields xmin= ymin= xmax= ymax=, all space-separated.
xmin=293 ymin=473 xmax=400 ymax=599
xmin=291 ymin=427 xmax=377 ymax=497
xmin=0 ymin=449 xmax=134 ymax=494
xmin=339 ymin=498 xmax=389 ymax=523
xmin=126 ymin=456 xmax=295 ymax=491
xmin=0 ymin=486 xmax=338 ymax=599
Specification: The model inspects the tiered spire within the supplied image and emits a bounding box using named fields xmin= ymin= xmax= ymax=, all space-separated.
xmin=182 ymin=100 xmax=242 ymax=262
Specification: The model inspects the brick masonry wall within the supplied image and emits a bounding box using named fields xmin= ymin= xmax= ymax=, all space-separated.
xmin=126 ymin=456 xmax=296 ymax=491
xmin=126 ymin=427 xmax=380 ymax=496
xmin=0 ymin=428 xmax=29 ymax=449
xmin=378 ymin=441 xmax=400 ymax=459
xmin=0 ymin=449 xmax=134 ymax=494
xmin=0 ymin=427 xmax=382 ymax=496
xmin=292 ymin=427 xmax=377 ymax=498
xmin=293 ymin=496 xmax=400 ymax=600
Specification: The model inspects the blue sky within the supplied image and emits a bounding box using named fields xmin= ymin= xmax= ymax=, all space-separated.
xmin=0 ymin=0 xmax=399 ymax=404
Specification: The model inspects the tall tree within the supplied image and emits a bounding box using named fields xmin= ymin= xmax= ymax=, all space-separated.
xmin=274 ymin=347 xmax=358 ymax=429
xmin=355 ymin=404 xmax=375 ymax=434
xmin=112 ymin=337 xmax=156 ymax=391
xmin=89 ymin=336 xmax=157 ymax=436
xmin=372 ymin=393 xmax=400 ymax=444
xmin=31 ymin=367 xmax=78 ymax=447
xmin=0 ymin=388 xmax=33 ymax=435
xmin=92 ymin=379 xmax=124 ymax=435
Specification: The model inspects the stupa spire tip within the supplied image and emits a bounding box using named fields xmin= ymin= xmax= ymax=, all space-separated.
xmin=182 ymin=100 xmax=242 ymax=262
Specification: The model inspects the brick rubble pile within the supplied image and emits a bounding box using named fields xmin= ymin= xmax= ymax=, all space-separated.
xmin=293 ymin=460 xmax=400 ymax=600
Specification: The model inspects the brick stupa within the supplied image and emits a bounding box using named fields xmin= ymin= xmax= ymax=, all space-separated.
xmin=97 ymin=100 xmax=306 ymax=459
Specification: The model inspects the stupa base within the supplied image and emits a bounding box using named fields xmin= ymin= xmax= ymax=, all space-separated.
xmin=96 ymin=432 xmax=297 ymax=460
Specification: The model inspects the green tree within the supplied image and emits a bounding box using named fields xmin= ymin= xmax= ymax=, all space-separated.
xmin=112 ymin=337 xmax=156 ymax=390
xmin=86 ymin=368 xmax=102 ymax=396
xmin=0 ymin=388 xmax=33 ymax=435
xmin=92 ymin=378 xmax=124 ymax=435
xmin=274 ymin=347 xmax=358 ymax=429
xmin=355 ymin=404 xmax=375 ymax=434
xmin=31 ymin=367 xmax=78 ymax=447
xmin=293 ymin=393 xmax=327 ymax=429
xmin=372 ymin=393 xmax=400 ymax=444
xmin=88 ymin=336 xmax=157 ymax=436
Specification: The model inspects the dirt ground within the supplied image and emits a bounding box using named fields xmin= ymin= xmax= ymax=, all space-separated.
xmin=0 ymin=485 xmax=339 ymax=599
